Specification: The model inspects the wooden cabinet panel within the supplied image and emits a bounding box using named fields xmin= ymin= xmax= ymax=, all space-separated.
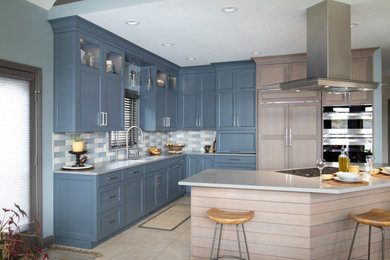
xmin=287 ymin=62 xmax=307 ymax=81
xmin=349 ymin=91 xmax=372 ymax=105
xmin=259 ymin=139 xmax=288 ymax=170
xmin=289 ymin=103 xmax=320 ymax=136
xmin=258 ymin=104 xmax=287 ymax=136
xmin=351 ymin=57 xmax=372 ymax=81
xmin=289 ymin=139 xmax=320 ymax=169
xmin=257 ymin=64 xmax=286 ymax=88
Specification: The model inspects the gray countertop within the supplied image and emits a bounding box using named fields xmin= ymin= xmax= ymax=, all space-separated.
xmin=53 ymin=152 xmax=256 ymax=175
xmin=179 ymin=165 xmax=390 ymax=194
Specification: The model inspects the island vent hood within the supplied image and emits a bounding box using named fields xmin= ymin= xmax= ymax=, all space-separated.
xmin=279 ymin=0 xmax=380 ymax=92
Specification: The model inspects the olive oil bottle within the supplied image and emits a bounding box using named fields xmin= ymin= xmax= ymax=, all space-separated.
xmin=338 ymin=147 xmax=350 ymax=172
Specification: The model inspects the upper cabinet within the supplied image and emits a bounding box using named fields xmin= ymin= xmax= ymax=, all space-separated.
xmin=215 ymin=62 xmax=256 ymax=130
xmin=178 ymin=66 xmax=216 ymax=130
xmin=140 ymin=67 xmax=178 ymax=131
xmin=51 ymin=29 xmax=124 ymax=133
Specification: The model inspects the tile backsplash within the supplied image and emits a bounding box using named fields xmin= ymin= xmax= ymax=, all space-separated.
xmin=53 ymin=130 xmax=215 ymax=169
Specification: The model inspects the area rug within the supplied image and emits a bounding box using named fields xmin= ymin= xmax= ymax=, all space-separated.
xmin=43 ymin=245 xmax=102 ymax=260
xmin=140 ymin=204 xmax=190 ymax=231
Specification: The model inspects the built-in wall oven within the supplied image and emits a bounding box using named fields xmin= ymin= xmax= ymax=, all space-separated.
xmin=323 ymin=105 xmax=373 ymax=163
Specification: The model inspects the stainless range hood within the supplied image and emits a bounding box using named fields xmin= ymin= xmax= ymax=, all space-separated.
xmin=279 ymin=0 xmax=380 ymax=92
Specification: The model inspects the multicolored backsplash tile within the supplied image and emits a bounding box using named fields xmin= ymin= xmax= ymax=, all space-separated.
xmin=53 ymin=130 xmax=215 ymax=170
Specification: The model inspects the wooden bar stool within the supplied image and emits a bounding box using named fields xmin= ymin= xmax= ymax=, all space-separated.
xmin=348 ymin=208 xmax=390 ymax=260
xmin=207 ymin=208 xmax=255 ymax=260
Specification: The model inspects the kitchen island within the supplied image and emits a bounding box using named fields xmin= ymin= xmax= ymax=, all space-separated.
xmin=179 ymin=168 xmax=390 ymax=260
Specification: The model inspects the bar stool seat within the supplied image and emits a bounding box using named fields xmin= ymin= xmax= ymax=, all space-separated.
xmin=207 ymin=208 xmax=255 ymax=260
xmin=348 ymin=208 xmax=390 ymax=260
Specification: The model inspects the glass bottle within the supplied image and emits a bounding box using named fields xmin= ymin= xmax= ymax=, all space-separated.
xmin=338 ymin=147 xmax=350 ymax=172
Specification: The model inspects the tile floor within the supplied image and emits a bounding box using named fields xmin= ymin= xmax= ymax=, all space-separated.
xmin=94 ymin=196 xmax=191 ymax=260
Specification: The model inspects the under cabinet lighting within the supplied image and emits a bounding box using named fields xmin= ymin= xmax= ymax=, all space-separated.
xmin=126 ymin=20 xmax=140 ymax=26
xmin=222 ymin=6 xmax=238 ymax=13
xmin=162 ymin=43 xmax=174 ymax=47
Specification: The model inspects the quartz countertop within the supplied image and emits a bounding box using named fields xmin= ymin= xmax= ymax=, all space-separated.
xmin=179 ymin=167 xmax=390 ymax=194
xmin=53 ymin=152 xmax=256 ymax=175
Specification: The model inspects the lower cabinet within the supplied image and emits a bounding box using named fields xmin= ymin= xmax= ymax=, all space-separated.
xmin=214 ymin=155 xmax=256 ymax=170
xmin=54 ymin=155 xmax=186 ymax=249
xmin=186 ymin=155 xmax=215 ymax=192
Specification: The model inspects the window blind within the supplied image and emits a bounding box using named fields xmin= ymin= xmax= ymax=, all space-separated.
xmin=110 ymin=91 xmax=139 ymax=149
xmin=0 ymin=76 xmax=31 ymax=225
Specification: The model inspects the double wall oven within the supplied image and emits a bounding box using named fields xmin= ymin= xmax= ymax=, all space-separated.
xmin=323 ymin=105 xmax=373 ymax=163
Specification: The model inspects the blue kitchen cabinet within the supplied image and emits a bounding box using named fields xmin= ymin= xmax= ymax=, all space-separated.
xmin=168 ymin=157 xmax=185 ymax=200
xmin=155 ymin=169 xmax=168 ymax=207
xmin=122 ymin=166 xmax=144 ymax=225
xmin=214 ymin=155 xmax=256 ymax=170
xmin=140 ymin=68 xmax=178 ymax=131
xmin=215 ymin=61 xmax=256 ymax=153
xmin=186 ymin=155 xmax=215 ymax=192
xmin=50 ymin=19 xmax=125 ymax=133
xmin=144 ymin=160 xmax=169 ymax=212
xmin=179 ymin=67 xmax=216 ymax=130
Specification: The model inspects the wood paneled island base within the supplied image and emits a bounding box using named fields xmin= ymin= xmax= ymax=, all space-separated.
xmin=190 ymin=186 xmax=390 ymax=260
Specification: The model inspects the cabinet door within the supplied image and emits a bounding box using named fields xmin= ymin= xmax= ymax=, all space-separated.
xmin=155 ymin=170 xmax=168 ymax=207
xmin=186 ymin=156 xmax=200 ymax=192
xmin=101 ymin=73 xmax=124 ymax=131
xmin=217 ymin=91 xmax=235 ymax=129
xmin=348 ymin=91 xmax=372 ymax=105
xmin=166 ymin=89 xmax=177 ymax=130
xmin=217 ymin=131 xmax=256 ymax=153
xmin=201 ymin=93 xmax=216 ymax=129
xmin=144 ymin=173 xmax=156 ymax=213
xmin=288 ymin=102 xmax=321 ymax=169
xmin=181 ymin=94 xmax=198 ymax=129
xmin=287 ymin=62 xmax=307 ymax=81
xmin=201 ymin=156 xmax=214 ymax=171
xmin=78 ymin=68 xmax=101 ymax=132
xmin=156 ymin=87 xmax=166 ymax=130
xmin=123 ymin=176 xmax=143 ymax=224
xmin=257 ymin=103 xmax=288 ymax=170
xmin=236 ymin=90 xmax=256 ymax=129
xmin=257 ymin=64 xmax=286 ymax=89
xmin=168 ymin=165 xmax=181 ymax=200
xmin=322 ymin=92 xmax=347 ymax=106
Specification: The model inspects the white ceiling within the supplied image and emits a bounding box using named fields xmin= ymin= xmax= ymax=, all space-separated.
xmin=29 ymin=0 xmax=390 ymax=79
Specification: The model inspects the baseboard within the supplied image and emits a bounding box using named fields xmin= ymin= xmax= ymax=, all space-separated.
xmin=43 ymin=235 xmax=55 ymax=248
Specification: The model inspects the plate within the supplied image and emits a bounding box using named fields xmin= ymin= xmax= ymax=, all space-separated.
xmin=333 ymin=176 xmax=362 ymax=183
xmin=380 ymin=168 xmax=390 ymax=175
xmin=62 ymin=164 xmax=94 ymax=170
xmin=168 ymin=150 xmax=183 ymax=154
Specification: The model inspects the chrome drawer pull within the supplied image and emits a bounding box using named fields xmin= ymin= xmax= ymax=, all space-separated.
xmin=172 ymin=165 xmax=179 ymax=168
xmin=228 ymin=158 xmax=241 ymax=161
xmin=108 ymin=219 xmax=116 ymax=224
xmin=106 ymin=176 xmax=117 ymax=180
xmin=130 ymin=171 xmax=140 ymax=174
xmin=105 ymin=195 xmax=117 ymax=200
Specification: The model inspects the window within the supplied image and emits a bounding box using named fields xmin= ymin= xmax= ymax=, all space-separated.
xmin=110 ymin=90 xmax=139 ymax=149
xmin=0 ymin=59 xmax=42 ymax=227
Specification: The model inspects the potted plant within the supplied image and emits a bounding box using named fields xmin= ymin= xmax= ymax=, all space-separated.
xmin=0 ymin=204 xmax=48 ymax=259
xmin=72 ymin=135 xmax=84 ymax=152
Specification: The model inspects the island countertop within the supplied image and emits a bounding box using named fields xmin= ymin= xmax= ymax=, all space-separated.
xmin=179 ymin=167 xmax=390 ymax=194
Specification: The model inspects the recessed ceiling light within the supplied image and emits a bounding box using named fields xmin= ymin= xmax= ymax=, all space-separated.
xmin=187 ymin=57 xmax=196 ymax=61
xmin=162 ymin=43 xmax=174 ymax=47
xmin=351 ymin=23 xmax=358 ymax=28
xmin=251 ymin=51 xmax=262 ymax=55
xmin=125 ymin=20 xmax=140 ymax=26
xmin=222 ymin=6 xmax=238 ymax=13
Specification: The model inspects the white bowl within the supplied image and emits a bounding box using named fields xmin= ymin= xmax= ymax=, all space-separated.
xmin=337 ymin=172 xmax=360 ymax=181
xmin=383 ymin=167 xmax=390 ymax=173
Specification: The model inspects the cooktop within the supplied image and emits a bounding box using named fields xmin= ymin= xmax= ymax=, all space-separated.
xmin=276 ymin=167 xmax=339 ymax=178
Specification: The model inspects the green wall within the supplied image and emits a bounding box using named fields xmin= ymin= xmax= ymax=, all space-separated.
xmin=0 ymin=0 xmax=54 ymax=237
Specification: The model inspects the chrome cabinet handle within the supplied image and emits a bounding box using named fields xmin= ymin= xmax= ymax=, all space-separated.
xmin=108 ymin=219 xmax=116 ymax=224
xmin=285 ymin=128 xmax=288 ymax=147
xmin=156 ymin=175 xmax=161 ymax=185
xmin=105 ymin=194 xmax=117 ymax=200
xmin=105 ymin=112 xmax=108 ymax=126
xmin=106 ymin=176 xmax=117 ymax=180
xmin=233 ymin=116 xmax=236 ymax=127
xmin=237 ymin=116 xmax=239 ymax=127
xmin=289 ymin=128 xmax=292 ymax=147
xmin=228 ymin=158 xmax=241 ymax=161
xmin=172 ymin=165 xmax=179 ymax=168
xmin=129 ymin=170 xmax=139 ymax=174
xmin=98 ymin=112 xmax=104 ymax=126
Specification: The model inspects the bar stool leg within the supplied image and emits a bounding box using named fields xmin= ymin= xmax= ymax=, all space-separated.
xmin=210 ymin=223 xmax=219 ymax=260
xmin=242 ymin=224 xmax=250 ymax=260
xmin=216 ymin=224 xmax=223 ymax=259
xmin=380 ymin=227 xmax=385 ymax=260
xmin=368 ymin=225 xmax=372 ymax=260
xmin=236 ymin=224 xmax=242 ymax=260
xmin=348 ymin=222 xmax=360 ymax=260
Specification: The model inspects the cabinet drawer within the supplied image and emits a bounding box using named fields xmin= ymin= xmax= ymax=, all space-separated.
xmin=98 ymin=183 xmax=121 ymax=213
xmin=169 ymin=156 xmax=184 ymax=166
xmin=215 ymin=163 xmax=256 ymax=170
xmin=122 ymin=165 xmax=144 ymax=180
xmin=98 ymin=206 xmax=122 ymax=240
xmin=98 ymin=171 xmax=122 ymax=187
xmin=145 ymin=160 xmax=169 ymax=173
xmin=215 ymin=156 xmax=256 ymax=164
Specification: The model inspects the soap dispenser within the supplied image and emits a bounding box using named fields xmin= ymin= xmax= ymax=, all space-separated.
xmin=338 ymin=146 xmax=350 ymax=172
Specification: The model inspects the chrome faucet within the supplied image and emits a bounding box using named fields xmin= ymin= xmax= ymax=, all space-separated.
xmin=126 ymin=126 xmax=144 ymax=159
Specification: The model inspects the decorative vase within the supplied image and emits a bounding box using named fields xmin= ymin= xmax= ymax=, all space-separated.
xmin=72 ymin=141 xmax=84 ymax=152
